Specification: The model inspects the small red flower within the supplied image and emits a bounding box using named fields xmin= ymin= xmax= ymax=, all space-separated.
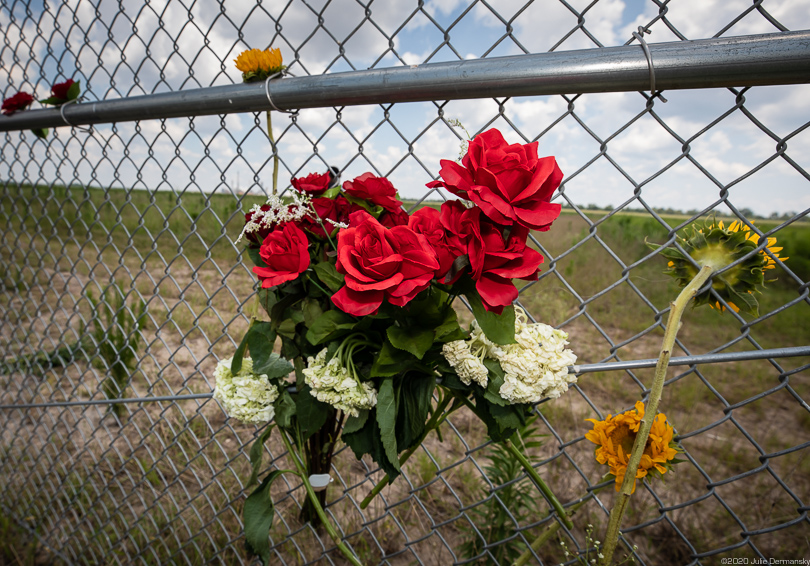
xmin=51 ymin=79 xmax=76 ymax=101
xmin=342 ymin=173 xmax=403 ymax=212
xmin=291 ymin=171 xmax=331 ymax=196
xmin=252 ymin=223 xmax=311 ymax=288
xmin=2 ymin=91 xmax=34 ymax=116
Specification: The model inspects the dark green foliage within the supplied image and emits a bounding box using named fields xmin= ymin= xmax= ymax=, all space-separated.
xmin=459 ymin=417 xmax=545 ymax=565
xmin=87 ymin=284 xmax=146 ymax=418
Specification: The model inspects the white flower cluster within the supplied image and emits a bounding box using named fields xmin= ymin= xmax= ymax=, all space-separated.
xmin=442 ymin=339 xmax=489 ymax=387
xmin=302 ymin=349 xmax=377 ymax=417
xmin=213 ymin=356 xmax=279 ymax=424
xmin=442 ymin=307 xmax=578 ymax=405
xmin=234 ymin=192 xmax=313 ymax=244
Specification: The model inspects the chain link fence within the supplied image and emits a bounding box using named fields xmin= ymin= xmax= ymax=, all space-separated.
xmin=1 ymin=0 xmax=809 ymax=564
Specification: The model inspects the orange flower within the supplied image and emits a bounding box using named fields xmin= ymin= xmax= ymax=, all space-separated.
xmin=586 ymin=401 xmax=680 ymax=492
xmin=234 ymin=47 xmax=284 ymax=82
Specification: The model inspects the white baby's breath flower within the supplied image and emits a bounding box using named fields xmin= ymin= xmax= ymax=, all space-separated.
xmin=234 ymin=192 xmax=314 ymax=244
xmin=213 ymin=356 xmax=279 ymax=424
xmin=303 ymin=349 xmax=377 ymax=417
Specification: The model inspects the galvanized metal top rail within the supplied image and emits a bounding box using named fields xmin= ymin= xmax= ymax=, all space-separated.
xmin=2 ymin=346 xmax=807 ymax=410
xmin=1 ymin=30 xmax=809 ymax=132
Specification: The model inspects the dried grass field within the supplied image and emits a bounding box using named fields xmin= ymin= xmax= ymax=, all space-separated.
xmin=1 ymin=184 xmax=809 ymax=565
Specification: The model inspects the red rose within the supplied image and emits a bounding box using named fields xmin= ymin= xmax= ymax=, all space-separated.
xmin=465 ymin=208 xmax=544 ymax=313
xmin=378 ymin=206 xmax=409 ymax=228
xmin=252 ymin=223 xmax=310 ymax=288
xmin=51 ymin=79 xmax=76 ymax=101
xmin=427 ymin=128 xmax=563 ymax=231
xmin=408 ymin=206 xmax=465 ymax=280
xmin=2 ymin=91 xmax=34 ymax=116
xmin=332 ymin=210 xmax=439 ymax=316
xmin=342 ymin=173 xmax=403 ymax=212
xmin=291 ymin=171 xmax=331 ymax=196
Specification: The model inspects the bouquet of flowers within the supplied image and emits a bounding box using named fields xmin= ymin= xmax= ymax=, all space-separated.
xmin=215 ymin=128 xmax=580 ymax=565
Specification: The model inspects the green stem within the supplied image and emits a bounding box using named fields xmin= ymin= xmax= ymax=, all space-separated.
xmin=512 ymin=474 xmax=613 ymax=566
xmin=279 ymin=429 xmax=363 ymax=566
xmin=359 ymin=392 xmax=455 ymax=509
xmin=248 ymin=293 xmax=261 ymax=329
xmin=600 ymin=264 xmax=714 ymax=565
xmin=502 ymin=439 xmax=573 ymax=530
xmin=266 ymin=110 xmax=278 ymax=195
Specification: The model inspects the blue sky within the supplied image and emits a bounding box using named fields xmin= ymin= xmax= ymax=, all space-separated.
xmin=1 ymin=0 xmax=809 ymax=216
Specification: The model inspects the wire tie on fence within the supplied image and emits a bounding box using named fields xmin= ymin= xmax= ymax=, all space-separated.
xmin=59 ymin=97 xmax=92 ymax=132
xmin=632 ymin=26 xmax=667 ymax=103
xmin=264 ymin=71 xmax=297 ymax=115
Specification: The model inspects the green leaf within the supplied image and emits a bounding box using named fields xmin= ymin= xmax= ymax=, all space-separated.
xmin=342 ymin=409 xmax=369 ymax=435
xmin=31 ymin=128 xmax=49 ymax=139
xmin=396 ymin=374 xmax=434 ymax=450
xmin=247 ymin=247 xmax=267 ymax=268
xmin=38 ymin=96 xmax=63 ymax=105
xmin=257 ymin=288 xmax=278 ymax=318
xmin=276 ymin=318 xmax=297 ymax=339
xmin=244 ymin=469 xmax=285 ymax=566
xmin=434 ymin=308 xmax=467 ymax=342
xmin=313 ymin=261 xmax=345 ymax=293
xmin=342 ymin=411 xmax=375 ymax=459
xmin=274 ymin=389 xmax=296 ymax=429
xmin=482 ymin=359 xmax=508 ymax=406
xmin=302 ymin=297 xmax=324 ymax=328
xmin=370 ymin=340 xmax=415 ymax=377
xmin=376 ymin=378 xmax=401 ymax=473
xmin=247 ymin=425 xmax=276 ymax=487
xmin=231 ymin=323 xmax=257 ymax=374
xmin=439 ymin=371 xmax=470 ymax=391
xmin=247 ymin=322 xmax=278 ymax=372
xmin=466 ymin=294 xmax=515 ymax=345
xmin=66 ymin=80 xmax=81 ymax=101
xmin=295 ymin=385 xmax=331 ymax=441
xmin=387 ymin=326 xmax=434 ymax=360
xmin=320 ymin=186 xmax=341 ymax=199
xmin=305 ymin=309 xmax=356 ymax=345
xmin=458 ymin=278 xmax=515 ymax=345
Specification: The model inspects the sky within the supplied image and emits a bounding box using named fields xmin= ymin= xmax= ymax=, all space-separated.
xmin=1 ymin=0 xmax=809 ymax=216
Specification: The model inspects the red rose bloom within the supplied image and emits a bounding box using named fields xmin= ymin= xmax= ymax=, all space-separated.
xmin=252 ymin=223 xmax=311 ymax=288
xmin=2 ymin=91 xmax=34 ymax=116
xmin=464 ymin=208 xmax=544 ymax=313
xmin=378 ymin=206 xmax=409 ymax=228
xmin=342 ymin=173 xmax=403 ymax=212
xmin=427 ymin=128 xmax=563 ymax=231
xmin=408 ymin=206 xmax=465 ymax=280
xmin=332 ymin=210 xmax=439 ymax=316
xmin=291 ymin=171 xmax=331 ymax=196
xmin=51 ymin=79 xmax=76 ymax=101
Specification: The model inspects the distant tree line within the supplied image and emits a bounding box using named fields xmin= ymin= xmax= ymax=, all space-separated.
xmin=561 ymin=202 xmax=799 ymax=221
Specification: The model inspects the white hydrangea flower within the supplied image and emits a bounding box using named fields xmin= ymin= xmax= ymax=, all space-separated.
xmin=441 ymin=340 xmax=488 ymax=387
xmin=497 ymin=316 xmax=578 ymax=405
xmin=213 ymin=356 xmax=279 ymax=424
xmin=303 ymin=349 xmax=377 ymax=417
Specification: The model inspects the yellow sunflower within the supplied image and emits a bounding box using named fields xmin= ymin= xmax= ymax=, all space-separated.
xmin=653 ymin=217 xmax=787 ymax=316
xmin=234 ymin=47 xmax=284 ymax=82
xmin=586 ymin=401 xmax=680 ymax=493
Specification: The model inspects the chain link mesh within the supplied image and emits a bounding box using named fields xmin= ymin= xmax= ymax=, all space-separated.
xmin=1 ymin=1 xmax=808 ymax=564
